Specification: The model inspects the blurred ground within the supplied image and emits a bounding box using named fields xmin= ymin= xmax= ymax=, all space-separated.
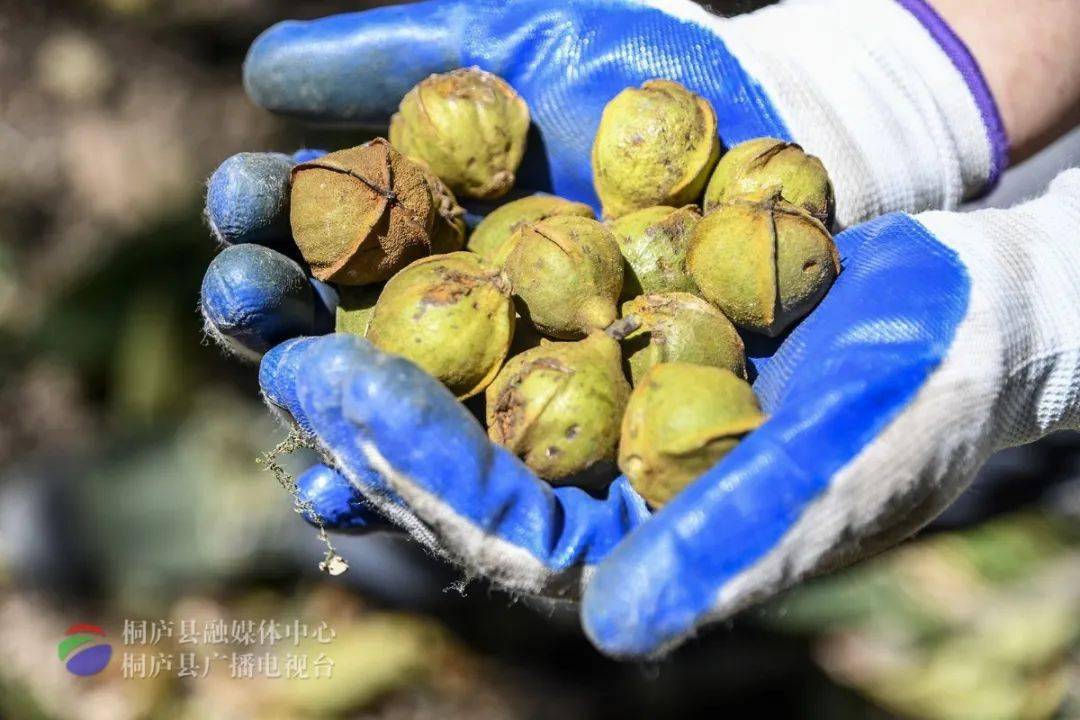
xmin=0 ymin=1 xmax=1077 ymax=718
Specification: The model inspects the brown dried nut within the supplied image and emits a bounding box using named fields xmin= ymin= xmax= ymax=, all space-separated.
xmin=290 ymin=138 xmax=435 ymax=286
xmin=620 ymin=292 xmax=746 ymax=384
xmin=366 ymin=252 xmax=514 ymax=399
xmin=619 ymin=362 xmax=764 ymax=507
xmin=688 ymin=192 xmax=840 ymax=337
xmin=390 ymin=68 xmax=530 ymax=200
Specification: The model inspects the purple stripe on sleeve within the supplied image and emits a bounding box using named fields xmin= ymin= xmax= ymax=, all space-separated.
xmin=894 ymin=0 xmax=1009 ymax=192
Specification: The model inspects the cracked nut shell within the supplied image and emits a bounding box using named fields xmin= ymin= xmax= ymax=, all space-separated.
xmin=620 ymin=292 xmax=746 ymax=384
xmin=704 ymin=137 xmax=835 ymax=226
xmin=469 ymin=194 xmax=595 ymax=261
xmin=499 ymin=215 xmax=623 ymax=339
xmin=366 ymin=252 xmax=515 ymax=399
xmin=688 ymin=193 xmax=840 ymax=337
xmin=486 ymin=332 xmax=630 ymax=482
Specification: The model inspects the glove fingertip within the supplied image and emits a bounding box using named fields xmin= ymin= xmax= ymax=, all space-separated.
xmin=205 ymin=152 xmax=294 ymax=248
xmin=242 ymin=4 xmax=464 ymax=123
xmin=201 ymin=244 xmax=317 ymax=361
xmin=581 ymin=534 xmax=697 ymax=659
xmin=259 ymin=336 xmax=322 ymax=426
xmin=296 ymin=464 xmax=393 ymax=534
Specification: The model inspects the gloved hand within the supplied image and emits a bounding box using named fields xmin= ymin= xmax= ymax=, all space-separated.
xmin=252 ymin=171 xmax=1080 ymax=658
xmin=198 ymin=0 xmax=1080 ymax=659
xmin=203 ymin=0 xmax=1009 ymax=354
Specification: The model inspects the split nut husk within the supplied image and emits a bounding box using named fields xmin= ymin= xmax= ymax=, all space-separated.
xmin=366 ymin=252 xmax=514 ymax=399
xmin=390 ymin=68 xmax=530 ymax=200
xmin=705 ymin=137 xmax=835 ymax=226
xmin=487 ymin=332 xmax=630 ymax=482
xmin=621 ymin=292 xmax=746 ymax=384
xmin=469 ymin=194 xmax=594 ymax=261
xmin=688 ymin=193 xmax=840 ymax=337
xmin=619 ymin=363 xmax=765 ymax=507
xmin=610 ymin=205 xmax=701 ymax=301
xmin=500 ymin=215 xmax=623 ymax=339
xmin=290 ymin=139 xmax=435 ymax=286
xmin=592 ymin=80 xmax=720 ymax=218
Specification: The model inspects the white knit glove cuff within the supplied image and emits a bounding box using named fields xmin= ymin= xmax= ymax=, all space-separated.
xmin=662 ymin=0 xmax=1009 ymax=227
xmin=917 ymin=169 xmax=1080 ymax=452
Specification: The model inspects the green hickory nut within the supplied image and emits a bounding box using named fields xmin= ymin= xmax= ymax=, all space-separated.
xmin=500 ymin=215 xmax=623 ymax=339
xmin=335 ymin=284 xmax=383 ymax=337
xmin=468 ymin=194 xmax=595 ymax=261
xmin=609 ymin=204 xmax=701 ymax=301
xmin=366 ymin=252 xmax=514 ymax=399
xmin=487 ymin=332 xmax=630 ymax=483
xmin=704 ymin=137 xmax=835 ymax=227
xmin=688 ymin=193 xmax=841 ymax=337
xmin=592 ymin=79 xmax=720 ymax=219
xmin=390 ymin=67 xmax=530 ymax=200
xmin=619 ymin=362 xmax=765 ymax=508
xmin=621 ymin=292 xmax=746 ymax=385
xmin=291 ymin=139 xmax=435 ymax=286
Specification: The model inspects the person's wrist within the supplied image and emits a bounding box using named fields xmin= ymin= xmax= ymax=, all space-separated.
xmin=890 ymin=0 xmax=1009 ymax=185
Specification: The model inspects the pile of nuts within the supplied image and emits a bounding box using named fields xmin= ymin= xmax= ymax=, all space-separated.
xmin=290 ymin=68 xmax=840 ymax=508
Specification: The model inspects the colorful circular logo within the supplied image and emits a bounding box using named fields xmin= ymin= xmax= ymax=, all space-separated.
xmin=59 ymin=624 xmax=112 ymax=676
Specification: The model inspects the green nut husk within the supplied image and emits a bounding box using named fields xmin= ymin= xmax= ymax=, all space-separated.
xmin=389 ymin=68 xmax=530 ymax=200
xmin=619 ymin=362 xmax=764 ymax=507
xmin=704 ymin=137 xmax=835 ymax=226
xmin=335 ymin=284 xmax=383 ymax=337
xmin=688 ymin=193 xmax=840 ymax=337
xmin=621 ymin=292 xmax=746 ymax=385
xmin=610 ymin=205 xmax=701 ymax=300
xmin=486 ymin=332 xmax=630 ymax=483
xmin=468 ymin=194 xmax=595 ymax=261
xmin=592 ymin=79 xmax=720 ymax=219
xmin=366 ymin=252 xmax=514 ymax=399
xmin=499 ymin=215 xmax=623 ymax=339
xmin=290 ymin=138 xmax=435 ymax=286
xmin=421 ymin=166 xmax=468 ymax=254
